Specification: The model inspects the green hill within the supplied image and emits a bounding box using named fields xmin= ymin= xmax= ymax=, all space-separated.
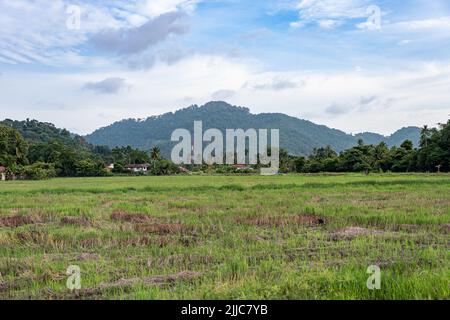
xmin=0 ymin=118 xmax=90 ymax=151
xmin=85 ymin=101 xmax=421 ymax=156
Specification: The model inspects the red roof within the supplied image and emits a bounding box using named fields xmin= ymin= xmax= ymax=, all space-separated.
xmin=125 ymin=164 xmax=150 ymax=169
xmin=0 ymin=166 xmax=6 ymax=173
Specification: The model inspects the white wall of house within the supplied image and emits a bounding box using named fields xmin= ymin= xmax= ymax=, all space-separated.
xmin=1 ymin=173 xmax=5 ymax=181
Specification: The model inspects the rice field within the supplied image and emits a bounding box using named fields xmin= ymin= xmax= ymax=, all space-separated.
xmin=0 ymin=173 xmax=449 ymax=300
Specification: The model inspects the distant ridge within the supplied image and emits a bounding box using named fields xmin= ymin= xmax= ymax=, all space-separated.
xmin=83 ymin=101 xmax=420 ymax=156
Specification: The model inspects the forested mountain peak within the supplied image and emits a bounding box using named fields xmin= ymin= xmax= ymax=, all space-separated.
xmin=85 ymin=101 xmax=421 ymax=156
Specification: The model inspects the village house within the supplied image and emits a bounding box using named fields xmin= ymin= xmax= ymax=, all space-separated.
xmin=125 ymin=164 xmax=150 ymax=173
xmin=0 ymin=166 xmax=6 ymax=181
xmin=179 ymin=166 xmax=190 ymax=174
xmin=233 ymin=164 xmax=252 ymax=171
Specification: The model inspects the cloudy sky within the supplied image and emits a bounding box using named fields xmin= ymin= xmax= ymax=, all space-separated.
xmin=0 ymin=0 xmax=449 ymax=135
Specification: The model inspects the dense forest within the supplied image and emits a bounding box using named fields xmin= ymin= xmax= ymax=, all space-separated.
xmin=85 ymin=101 xmax=421 ymax=157
xmin=279 ymin=118 xmax=449 ymax=173
xmin=0 ymin=120 xmax=178 ymax=179
xmin=0 ymin=117 xmax=448 ymax=180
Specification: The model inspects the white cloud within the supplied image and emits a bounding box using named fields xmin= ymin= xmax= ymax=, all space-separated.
xmin=138 ymin=0 xmax=201 ymax=18
xmin=1 ymin=57 xmax=449 ymax=136
xmin=317 ymin=19 xmax=343 ymax=29
xmin=83 ymin=77 xmax=129 ymax=94
xmin=1 ymin=1 xmax=449 ymax=137
xmin=0 ymin=55 xmax=254 ymax=134
xmin=290 ymin=21 xmax=305 ymax=28
xmin=359 ymin=16 xmax=450 ymax=43
xmin=391 ymin=16 xmax=450 ymax=31
xmin=245 ymin=77 xmax=303 ymax=91
xmin=89 ymin=12 xmax=188 ymax=55
xmin=297 ymin=0 xmax=369 ymax=19
xmin=211 ymin=89 xmax=236 ymax=100
xmin=291 ymin=0 xmax=370 ymax=28
xmin=0 ymin=0 xmax=202 ymax=67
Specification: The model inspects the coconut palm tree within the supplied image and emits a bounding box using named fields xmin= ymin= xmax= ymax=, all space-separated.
xmin=150 ymin=146 xmax=161 ymax=174
xmin=150 ymin=146 xmax=161 ymax=161
xmin=420 ymin=125 xmax=430 ymax=148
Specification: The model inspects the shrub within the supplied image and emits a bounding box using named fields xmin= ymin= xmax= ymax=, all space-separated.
xmin=19 ymin=162 xmax=57 ymax=180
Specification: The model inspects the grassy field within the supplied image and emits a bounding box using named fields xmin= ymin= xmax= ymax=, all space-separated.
xmin=0 ymin=173 xmax=449 ymax=300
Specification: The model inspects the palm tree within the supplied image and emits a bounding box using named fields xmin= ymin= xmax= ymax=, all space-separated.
xmin=150 ymin=146 xmax=161 ymax=161
xmin=420 ymin=125 xmax=430 ymax=148
xmin=150 ymin=146 xmax=161 ymax=174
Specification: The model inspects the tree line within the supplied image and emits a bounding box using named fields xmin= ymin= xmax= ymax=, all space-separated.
xmin=278 ymin=119 xmax=450 ymax=174
xmin=0 ymin=123 xmax=180 ymax=179
xmin=0 ymin=118 xmax=448 ymax=179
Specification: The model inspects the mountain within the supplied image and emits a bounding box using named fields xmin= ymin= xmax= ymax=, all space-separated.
xmin=85 ymin=101 xmax=421 ymax=156
xmin=355 ymin=127 xmax=421 ymax=148
xmin=354 ymin=132 xmax=385 ymax=145
xmin=385 ymin=127 xmax=421 ymax=147
xmin=0 ymin=118 xmax=91 ymax=151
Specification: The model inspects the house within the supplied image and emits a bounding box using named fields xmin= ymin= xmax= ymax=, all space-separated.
xmin=105 ymin=163 xmax=115 ymax=172
xmin=233 ymin=164 xmax=252 ymax=171
xmin=0 ymin=166 xmax=6 ymax=181
xmin=125 ymin=164 xmax=150 ymax=173
xmin=179 ymin=166 xmax=190 ymax=174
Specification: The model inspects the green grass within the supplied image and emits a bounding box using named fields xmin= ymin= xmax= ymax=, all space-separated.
xmin=0 ymin=173 xmax=449 ymax=300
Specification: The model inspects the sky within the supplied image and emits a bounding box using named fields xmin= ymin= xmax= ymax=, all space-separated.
xmin=0 ymin=0 xmax=450 ymax=135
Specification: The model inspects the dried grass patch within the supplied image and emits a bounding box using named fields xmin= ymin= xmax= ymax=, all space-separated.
xmin=329 ymin=226 xmax=384 ymax=240
xmin=71 ymin=271 xmax=202 ymax=298
xmin=134 ymin=223 xmax=193 ymax=235
xmin=147 ymin=254 xmax=215 ymax=268
xmin=236 ymin=214 xmax=326 ymax=227
xmin=0 ymin=215 xmax=42 ymax=227
xmin=110 ymin=210 xmax=151 ymax=223
xmin=60 ymin=216 xmax=91 ymax=227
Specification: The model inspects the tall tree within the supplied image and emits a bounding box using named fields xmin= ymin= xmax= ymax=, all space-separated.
xmin=0 ymin=124 xmax=28 ymax=167
xmin=150 ymin=146 xmax=161 ymax=161
xmin=420 ymin=125 xmax=431 ymax=148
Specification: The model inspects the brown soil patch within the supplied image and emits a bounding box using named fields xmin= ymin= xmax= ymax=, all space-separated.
xmin=15 ymin=231 xmax=53 ymax=246
xmin=441 ymin=224 xmax=450 ymax=234
xmin=79 ymin=237 xmax=103 ymax=248
xmin=0 ymin=279 xmax=24 ymax=293
xmin=111 ymin=210 xmax=151 ymax=222
xmin=134 ymin=223 xmax=191 ymax=235
xmin=237 ymin=214 xmax=326 ymax=227
xmin=61 ymin=216 xmax=91 ymax=227
xmin=74 ymin=271 xmax=202 ymax=297
xmin=0 ymin=215 xmax=41 ymax=227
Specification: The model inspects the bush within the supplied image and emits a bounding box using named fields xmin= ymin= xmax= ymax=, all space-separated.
xmin=75 ymin=159 xmax=107 ymax=177
xmin=149 ymin=159 xmax=180 ymax=176
xmin=19 ymin=162 xmax=57 ymax=180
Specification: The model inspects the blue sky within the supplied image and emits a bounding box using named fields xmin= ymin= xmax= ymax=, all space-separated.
xmin=0 ymin=0 xmax=449 ymax=134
